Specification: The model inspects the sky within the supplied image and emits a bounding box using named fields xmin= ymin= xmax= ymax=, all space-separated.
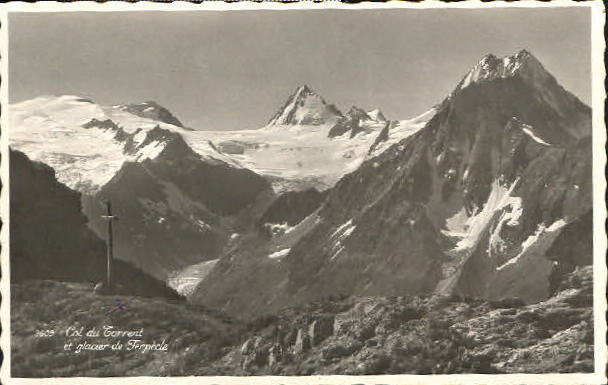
xmin=9 ymin=7 xmax=591 ymax=131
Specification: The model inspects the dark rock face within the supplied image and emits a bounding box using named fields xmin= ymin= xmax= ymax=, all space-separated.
xmin=327 ymin=118 xmax=354 ymax=138
xmin=294 ymin=329 xmax=311 ymax=353
xmin=9 ymin=149 xmax=180 ymax=299
xmin=546 ymin=210 xmax=593 ymax=295
xmin=121 ymin=101 xmax=184 ymax=127
xmin=346 ymin=106 xmax=371 ymax=122
xmin=308 ymin=316 xmax=334 ymax=346
xmin=10 ymin=148 xmax=105 ymax=283
xmin=367 ymin=120 xmax=393 ymax=154
xmin=82 ymin=161 xmax=227 ymax=281
xmin=327 ymin=106 xmax=372 ymax=138
xmin=453 ymin=50 xmax=591 ymax=143
xmin=82 ymin=118 xmax=140 ymax=155
xmin=144 ymin=127 xmax=271 ymax=216
xmin=259 ymin=188 xmax=326 ymax=227
xmin=453 ymin=135 xmax=592 ymax=302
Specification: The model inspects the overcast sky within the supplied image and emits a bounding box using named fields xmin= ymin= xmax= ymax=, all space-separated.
xmin=9 ymin=7 xmax=591 ymax=131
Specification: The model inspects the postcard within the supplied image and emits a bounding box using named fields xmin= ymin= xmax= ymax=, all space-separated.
xmin=0 ymin=1 xmax=606 ymax=384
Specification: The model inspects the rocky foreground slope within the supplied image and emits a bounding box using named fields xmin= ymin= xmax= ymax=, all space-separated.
xmin=206 ymin=266 xmax=594 ymax=375
xmin=10 ymin=280 xmax=235 ymax=377
xmin=11 ymin=266 xmax=592 ymax=376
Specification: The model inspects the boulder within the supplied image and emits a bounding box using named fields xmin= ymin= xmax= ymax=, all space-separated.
xmin=240 ymin=336 xmax=269 ymax=371
xmin=294 ymin=329 xmax=311 ymax=353
xmin=308 ymin=316 xmax=334 ymax=346
xmin=321 ymin=338 xmax=363 ymax=360
xmin=267 ymin=343 xmax=283 ymax=372
xmin=240 ymin=336 xmax=262 ymax=355
xmin=355 ymin=347 xmax=391 ymax=374
xmin=240 ymin=336 xmax=268 ymax=371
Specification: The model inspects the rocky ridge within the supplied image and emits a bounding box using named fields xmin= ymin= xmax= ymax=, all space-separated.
xmin=206 ymin=266 xmax=593 ymax=375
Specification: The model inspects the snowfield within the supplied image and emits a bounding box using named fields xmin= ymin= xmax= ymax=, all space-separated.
xmin=10 ymin=94 xmax=438 ymax=194
xmin=182 ymin=120 xmax=387 ymax=193
xmin=9 ymin=95 xmax=233 ymax=193
xmin=366 ymin=107 xmax=437 ymax=159
xmin=442 ymin=179 xmax=522 ymax=253
xmin=167 ymin=259 xmax=220 ymax=297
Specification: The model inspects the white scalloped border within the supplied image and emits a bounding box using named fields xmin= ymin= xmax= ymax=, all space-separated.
xmin=0 ymin=2 xmax=605 ymax=385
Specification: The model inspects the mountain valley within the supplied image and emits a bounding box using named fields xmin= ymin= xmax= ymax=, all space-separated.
xmin=8 ymin=49 xmax=596 ymax=376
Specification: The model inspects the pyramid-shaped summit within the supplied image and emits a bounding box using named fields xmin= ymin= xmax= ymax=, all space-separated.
xmin=450 ymin=49 xmax=590 ymax=142
xmin=268 ymin=85 xmax=343 ymax=126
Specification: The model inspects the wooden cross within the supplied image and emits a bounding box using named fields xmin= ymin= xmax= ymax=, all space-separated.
xmin=101 ymin=201 xmax=119 ymax=288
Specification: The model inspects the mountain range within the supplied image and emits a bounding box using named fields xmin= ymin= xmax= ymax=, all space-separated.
xmin=9 ymin=49 xmax=593 ymax=320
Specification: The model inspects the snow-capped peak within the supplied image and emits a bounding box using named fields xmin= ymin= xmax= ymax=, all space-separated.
xmin=267 ymin=85 xmax=343 ymax=126
xmin=119 ymin=100 xmax=184 ymax=128
xmin=295 ymin=84 xmax=313 ymax=96
xmin=9 ymin=95 xmax=237 ymax=193
xmin=367 ymin=108 xmax=387 ymax=122
xmin=456 ymin=49 xmax=551 ymax=92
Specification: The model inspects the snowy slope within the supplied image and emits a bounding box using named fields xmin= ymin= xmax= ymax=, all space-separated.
xmin=167 ymin=259 xmax=220 ymax=297
xmin=367 ymin=107 xmax=437 ymax=159
xmin=182 ymin=119 xmax=388 ymax=193
xmin=10 ymin=92 xmax=425 ymax=195
xmin=182 ymin=88 xmax=404 ymax=193
xmin=9 ymin=95 xmax=238 ymax=193
xmin=367 ymin=108 xmax=387 ymax=122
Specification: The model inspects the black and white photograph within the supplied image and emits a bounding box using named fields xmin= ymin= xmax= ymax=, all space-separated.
xmin=0 ymin=2 xmax=606 ymax=384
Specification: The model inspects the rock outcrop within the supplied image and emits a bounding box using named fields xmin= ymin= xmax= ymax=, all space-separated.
xmin=121 ymin=101 xmax=184 ymax=128
xmin=259 ymin=187 xmax=326 ymax=229
xmin=210 ymin=266 xmax=592 ymax=375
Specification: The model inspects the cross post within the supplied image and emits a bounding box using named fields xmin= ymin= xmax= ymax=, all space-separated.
xmin=101 ymin=201 xmax=118 ymax=289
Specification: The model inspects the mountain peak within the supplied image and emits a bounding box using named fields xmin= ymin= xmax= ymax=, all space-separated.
xmin=514 ymin=48 xmax=533 ymax=59
xmin=456 ymin=49 xmax=550 ymax=92
xmin=367 ymin=108 xmax=387 ymax=122
xmin=121 ymin=101 xmax=184 ymax=128
xmin=296 ymin=84 xmax=313 ymax=94
xmin=346 ymin=106 xmax=371 ymax=121
xmin=267 ymin=85 xmax=343 ymax=126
